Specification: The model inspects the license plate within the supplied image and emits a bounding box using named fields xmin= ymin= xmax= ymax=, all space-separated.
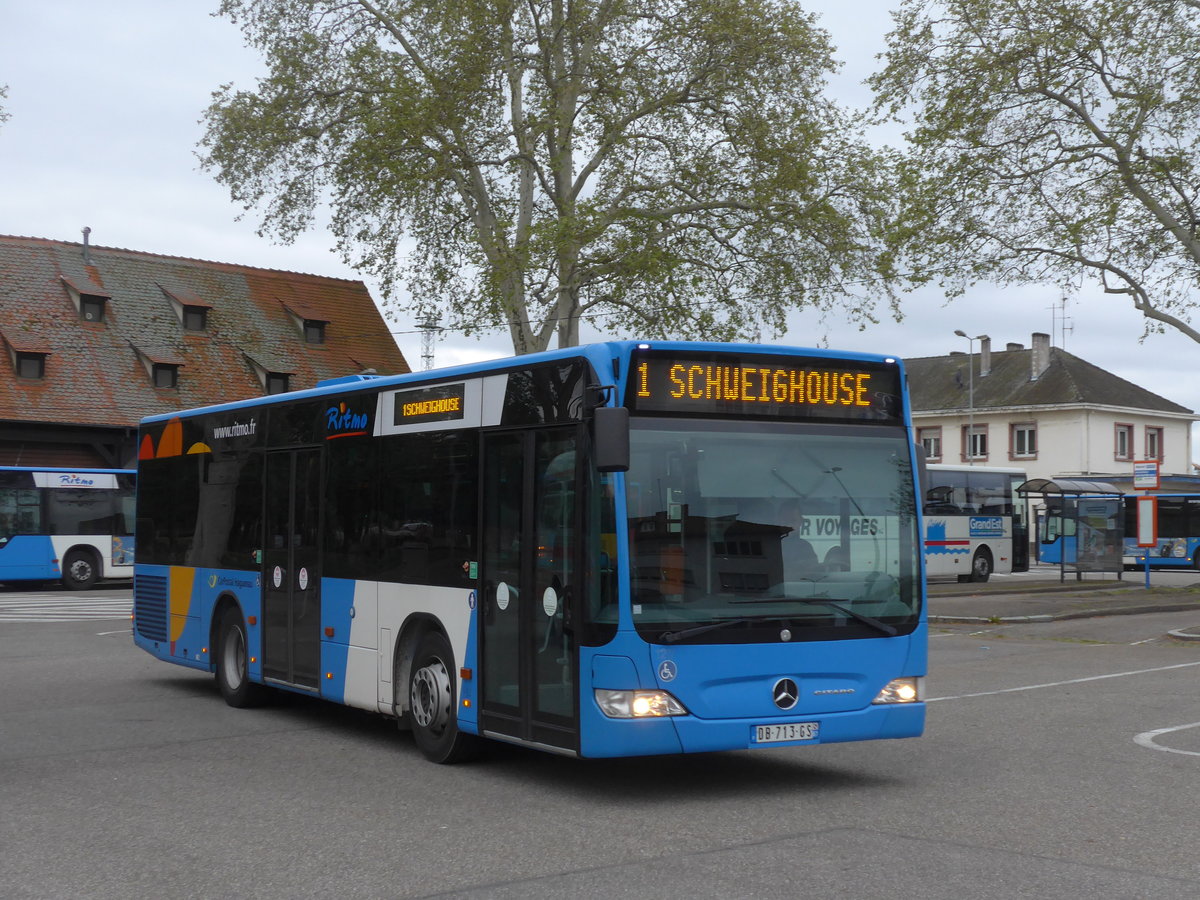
xmin=753 ymin=721 xmax=819 ymax=744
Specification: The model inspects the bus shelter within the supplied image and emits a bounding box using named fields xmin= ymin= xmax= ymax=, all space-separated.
xmin=1017 ymin=478 xmax=1123 ymax=582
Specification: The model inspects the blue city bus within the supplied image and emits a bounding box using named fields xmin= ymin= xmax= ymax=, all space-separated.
xmin=132 ymin=342 xmax=926 ymax=763
xmin=0 ymin=466 xmax=136 ymax=588
xmin=1041 ymin=494 xmax=1200 ymax=570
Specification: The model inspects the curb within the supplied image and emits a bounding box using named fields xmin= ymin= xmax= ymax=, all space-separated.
xmin=1167 ymin=627 xmax=1200 ymax=642
xmin=930 ymin=601 xmax=1200 ymax=625
xmin=928 ymin=583 xmax=1129 ymax=598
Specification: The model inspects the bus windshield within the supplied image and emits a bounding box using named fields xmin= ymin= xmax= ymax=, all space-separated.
xmin=625 ymin=419 xmax=920 ymax=643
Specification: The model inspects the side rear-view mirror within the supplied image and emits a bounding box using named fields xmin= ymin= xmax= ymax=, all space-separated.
xmin=594 ymin=406 xmax=629 ymax=473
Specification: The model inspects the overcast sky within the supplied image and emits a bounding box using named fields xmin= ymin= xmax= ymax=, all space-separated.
xmin=2 ymin=1 xmax=1198 ymax=460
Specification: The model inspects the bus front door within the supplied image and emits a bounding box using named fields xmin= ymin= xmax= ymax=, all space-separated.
xmin=479 ymin=428 xmax=579 ymax=754
xmin=261 ymin=448 xmax=322 ymax=691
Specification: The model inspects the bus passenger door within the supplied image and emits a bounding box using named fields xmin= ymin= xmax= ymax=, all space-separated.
xmin=262 ymin=448 xmax=322 ymax=690
xmin=479 ymin=428 xmax=579 ymax=753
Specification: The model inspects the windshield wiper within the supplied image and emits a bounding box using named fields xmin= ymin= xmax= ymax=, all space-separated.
xmin=659 ymin=617 xmax=763 ymax=644
xmin=730 ymin=596 xmax=898 ymax=636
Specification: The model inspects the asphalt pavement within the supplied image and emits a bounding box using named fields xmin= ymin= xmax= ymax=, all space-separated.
xmin=928 ymin=571 xmax=1200 ymax=639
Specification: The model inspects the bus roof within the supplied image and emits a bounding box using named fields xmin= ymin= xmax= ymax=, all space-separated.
xmin=138 ymin=340 xmax=908 ymax=426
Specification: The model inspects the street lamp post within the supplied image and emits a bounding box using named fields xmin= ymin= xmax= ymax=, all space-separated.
xmin=954 ymin=330 xmax=988 ymax=465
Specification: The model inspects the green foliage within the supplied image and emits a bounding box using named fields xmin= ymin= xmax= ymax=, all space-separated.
xmin=201 ymin=0 xmax=897 ymax=353
xmin=874 ymin=0 xmax=1200 ymax=344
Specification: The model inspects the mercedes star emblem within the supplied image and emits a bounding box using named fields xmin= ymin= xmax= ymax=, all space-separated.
xmin=772 ymin=678 xmax=799 ymax=710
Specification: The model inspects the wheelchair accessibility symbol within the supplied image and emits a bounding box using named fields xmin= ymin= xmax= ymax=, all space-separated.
xmin=658 ymin=660 xmax=677 ymax=682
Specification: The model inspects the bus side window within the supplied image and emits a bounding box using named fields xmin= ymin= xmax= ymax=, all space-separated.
xmin=923 ymin=486 xmax=959 ymax=515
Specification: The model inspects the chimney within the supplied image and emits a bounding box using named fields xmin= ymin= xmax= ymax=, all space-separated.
xmin=1031 ymin=332 xmax=1050 ymax=380
xmin=1007 ymin=342 xmax=1024 ymax=351
xmin=81 ymin=226 xmax=92 ymax=265
xmin=979 ymin=336 xmax=991 ymax=376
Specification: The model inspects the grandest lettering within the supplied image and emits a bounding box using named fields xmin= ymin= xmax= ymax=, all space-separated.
xmin=666 ymin=363 xmax=871 ymax=407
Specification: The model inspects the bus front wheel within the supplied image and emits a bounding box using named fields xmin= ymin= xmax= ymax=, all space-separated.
xmin=215 ymin=608 xmax=266 ymax=708
xmin=408 ymin=629 xmax=480 ymax=764
xmin=62 ymin=549 xmax=99 ymax=590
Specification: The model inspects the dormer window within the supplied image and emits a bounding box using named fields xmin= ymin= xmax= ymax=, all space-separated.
xmin=80 ymin=294 xmax=107 ymax=322
xmin=280 ymin=299 xmax=330 ymax=346
xmin=304 ymin=320 xmax=326 ymax=344
xmin=62 ymin=277 xmax=112 ymax=323
xmin=16 ymin=352 xmax=46 ymax=379
xmin=183 ymin=306 xmax=208 ymax=331
xmin=160 ymin=285 xmax=212 ymax=333
xmin=246 ymin=352 xmax=294 ymax=396
xmin=153 ymin=363 xmax=179 ymax=389
xmin=3 ymin=330 xmax=52 ymax=380
xmin=133 ymin=344 xmax=184 ymax=390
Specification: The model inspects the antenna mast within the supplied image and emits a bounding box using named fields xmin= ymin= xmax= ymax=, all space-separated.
xmin=417 ymin=316 xmax=441 ymax=371
xmin=1049 ymin=294 xmax=1074 ymax=349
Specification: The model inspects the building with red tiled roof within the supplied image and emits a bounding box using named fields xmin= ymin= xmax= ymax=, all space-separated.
xmin=0 ymin=234 xmax=410 ymax=467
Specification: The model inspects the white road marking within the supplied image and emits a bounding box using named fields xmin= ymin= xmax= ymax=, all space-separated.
xmin=0 ymin=596 xmax=132 ymax=622
xmin=928 ymin=660 xmax=1200 ymax=702
xmin=1133 ymin=721 xmax=1200 ymax=758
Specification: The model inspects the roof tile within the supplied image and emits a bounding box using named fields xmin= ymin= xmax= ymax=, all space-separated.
xmin=0 ymin=234 xmax=411 ymax=428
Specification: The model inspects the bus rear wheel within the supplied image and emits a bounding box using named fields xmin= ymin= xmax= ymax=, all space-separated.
xmin=215 ymin=608 xmax=266 ymax=708
xmin=408 ymin=629 xmax=480 ymax=764
xmin=968 ymin=549 xmax=993 ymax=583
xmin=62 ymin=549 xmax=99 ymax=590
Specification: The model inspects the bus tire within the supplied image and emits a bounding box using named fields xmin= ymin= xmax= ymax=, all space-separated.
xmin=968 ymin=549 xmax=993 ymax=583
xmin=408 ymin=629 xmax=480 ymax=764
xmin=1193 ymin=550 xmax=1200 ymax=572
xmin=215 ymin=608 xmax=266 ymax=708
xmin=62 ymin=548 xmax=99 ymax=590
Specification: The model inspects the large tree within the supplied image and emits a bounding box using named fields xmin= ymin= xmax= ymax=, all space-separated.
xmin=873 ymin=0 xmax=1200 ymax=344
xmin=202 ymin=0 xmax=897 ymax=354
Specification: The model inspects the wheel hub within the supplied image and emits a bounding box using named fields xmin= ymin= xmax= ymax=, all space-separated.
xmin=411 ymin=659 xmax=451 ymax=732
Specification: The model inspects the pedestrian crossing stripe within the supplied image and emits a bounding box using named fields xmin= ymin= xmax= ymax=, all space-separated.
xmin=0 ymin=596 xmax=132 ymax=622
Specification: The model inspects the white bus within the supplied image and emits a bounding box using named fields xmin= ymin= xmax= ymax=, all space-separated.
xmin=0 ymin=466 xmax=135 ymax=588
xmin=922 ymin=464 xmax=1028 ymax=582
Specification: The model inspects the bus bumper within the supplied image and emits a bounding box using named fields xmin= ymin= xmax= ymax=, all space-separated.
xmin=579 ymin=702 xmax=925 ymax=758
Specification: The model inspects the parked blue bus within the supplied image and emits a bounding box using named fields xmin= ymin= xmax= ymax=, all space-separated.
xmin=0 ymin=466 xmax=136 ymax=588
xmin=1040 ymin=494 xmax=1200 ymax=569
xmin=132 ymin=342 xmax=926 ymax=762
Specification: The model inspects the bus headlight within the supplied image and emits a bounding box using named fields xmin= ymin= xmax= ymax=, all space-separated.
xmin=594 ymin=689 xmax=688 ymax=718
xmin=872 ymin=677 xmax=923 ymax=704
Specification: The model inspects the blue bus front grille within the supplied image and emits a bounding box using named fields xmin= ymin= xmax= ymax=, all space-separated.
xmin=134 ymin=575 xmax=168 ymax=642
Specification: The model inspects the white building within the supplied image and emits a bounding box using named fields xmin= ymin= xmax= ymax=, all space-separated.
xmin=904 ymin=332 xmax=1199 ymax=492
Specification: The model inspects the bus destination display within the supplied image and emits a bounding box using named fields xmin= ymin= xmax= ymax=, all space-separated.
xmin=627 ymin=352 xmax=901 ymax=422
xmin=393 ymin=383 xmax=467 ymax=426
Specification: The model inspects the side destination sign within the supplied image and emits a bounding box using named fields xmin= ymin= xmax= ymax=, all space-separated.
xmin=394 ymin=383 xmax=467 ymax=426
xmin=626 ymin=351 xmax=902 ymax=422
